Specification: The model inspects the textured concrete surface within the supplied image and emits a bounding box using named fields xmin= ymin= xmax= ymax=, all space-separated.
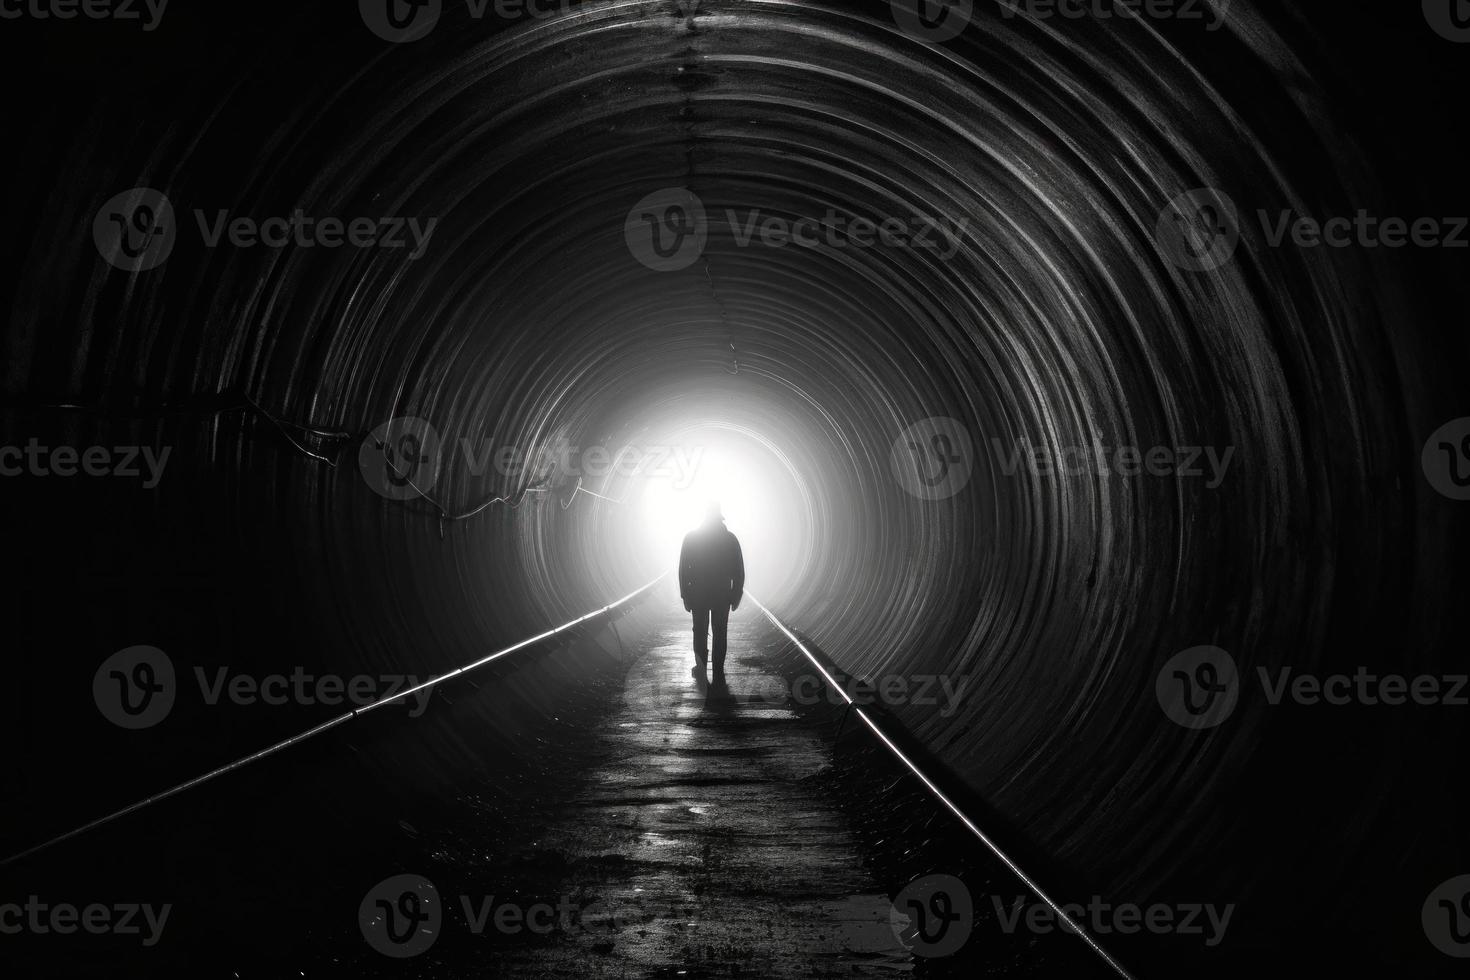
xmin=482 ymin=614 xmax=909 ymax=977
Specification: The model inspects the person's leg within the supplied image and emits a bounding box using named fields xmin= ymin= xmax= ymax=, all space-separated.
xmin=711 ymin=604 xmax=729 ymax=672
xmin=692 ymin=607 xmax=710 ymax=667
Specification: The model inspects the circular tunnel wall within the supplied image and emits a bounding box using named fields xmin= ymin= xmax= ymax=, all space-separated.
xmin=3 ymin=0 xmax=1465 ymax=959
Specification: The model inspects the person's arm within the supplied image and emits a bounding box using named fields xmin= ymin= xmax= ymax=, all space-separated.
xmin=678 ymin=534 xmax=692 ymax=611
xmin=729 ymin=535 xmax=744 ymax=610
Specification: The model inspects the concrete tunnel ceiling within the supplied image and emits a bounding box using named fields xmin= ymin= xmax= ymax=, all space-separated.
xmin=6 ymin=0 xmax=1458 ymax=955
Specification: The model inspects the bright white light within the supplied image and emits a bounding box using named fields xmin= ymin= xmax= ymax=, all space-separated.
xmin=603 ymin=421 xmax=808 ymax=606
xmin=639 ymin=450 xmax=768 ymax=568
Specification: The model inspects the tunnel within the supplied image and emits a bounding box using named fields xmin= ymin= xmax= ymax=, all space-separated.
xmin=2 ymin=1 xmax=1468 ymax=977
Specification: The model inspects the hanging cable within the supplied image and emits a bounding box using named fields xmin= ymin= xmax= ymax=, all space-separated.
xmin=9 ymin=394 xmax=613 ymax=532
xmin=701 ymin=253 xmax=740 ymax=375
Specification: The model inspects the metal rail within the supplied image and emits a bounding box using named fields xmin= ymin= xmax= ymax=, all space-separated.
xmin=749 ymin=594 xmax=1136 ymax=980
xmin=0 ymin=573 xmax=667 ymax=869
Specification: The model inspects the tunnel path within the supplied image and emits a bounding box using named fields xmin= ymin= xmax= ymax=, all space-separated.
xmin=483 ymin=611 xmax=911 ymax=977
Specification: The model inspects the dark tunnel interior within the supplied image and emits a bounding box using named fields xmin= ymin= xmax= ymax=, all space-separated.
xmin=2 ymin=1 xmax=1468 ymax=977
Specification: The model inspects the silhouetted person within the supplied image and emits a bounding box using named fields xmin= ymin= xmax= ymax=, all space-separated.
xmin=679 ymin=502 xmax=744 ymax=675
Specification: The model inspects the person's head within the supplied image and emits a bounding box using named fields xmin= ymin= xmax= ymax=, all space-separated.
xmin=704 ymin=501 xmax=723 ymax=525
